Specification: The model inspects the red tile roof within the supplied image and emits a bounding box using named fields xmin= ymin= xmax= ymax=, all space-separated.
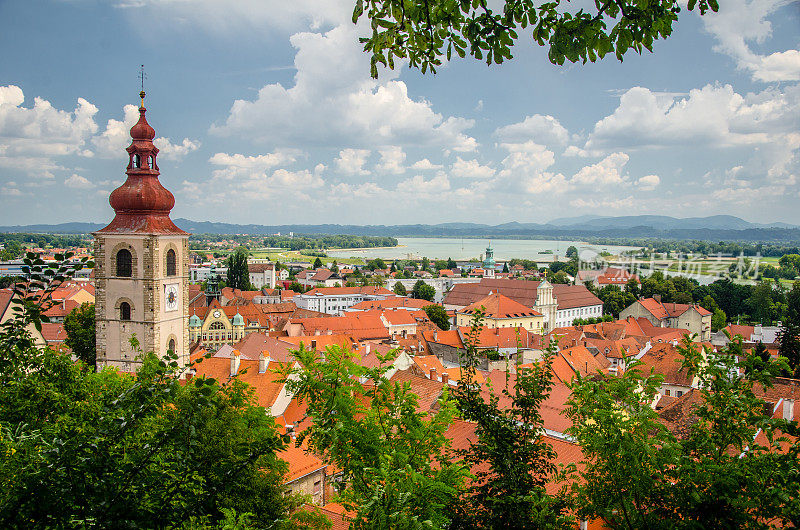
xmin=444 ymin=279 xmax=601 ymax=311
xmin=459 ymin=292 xmax=541 ymax=319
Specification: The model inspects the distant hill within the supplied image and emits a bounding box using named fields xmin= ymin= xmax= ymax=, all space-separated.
xmin=2 ymin=216 xmax=799 ymax=243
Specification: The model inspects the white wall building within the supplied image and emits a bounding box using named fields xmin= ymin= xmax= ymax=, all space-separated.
xmin=293 ymin=288 xmax=393 ymax=315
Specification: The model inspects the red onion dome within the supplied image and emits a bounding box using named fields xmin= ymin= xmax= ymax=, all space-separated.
xmin=130 ymin=107 xmax=156 ymax=141
xmin=109 ymin=176 xmax=175 ymax=213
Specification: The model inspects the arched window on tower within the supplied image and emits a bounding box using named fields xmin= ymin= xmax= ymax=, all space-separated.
xmin=168 ymin=338 xmax=176 ymax=353
xmin=133 ymin=154 xmax=141 ymax=168
xmin=120 ymin=302 xmax=131 ymax=321
xmin=148 ymin=155 xmax=154 ymax=167
xmin=116 ymin=249 xmax=132 ymax=277
xmin=166 ymin=249 xmax=177 ymax=277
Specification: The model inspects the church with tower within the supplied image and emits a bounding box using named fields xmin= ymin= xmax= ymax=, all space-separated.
xmin=94 ymin=90 xmax=189 ymax=371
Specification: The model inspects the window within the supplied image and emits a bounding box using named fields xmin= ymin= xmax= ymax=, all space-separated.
xmin=677 ymin=390 xmax=684 ymax=397
xmin=133 ymin=154 xmax=141 ymax=168
xmin=210 ymin=322 xmax=225 ymax=330
xmin=665 ymin=389 xmax=671 ymax=396
xmin=168 ymin=338 xmax=176 ymax=353
xmin=120 ymin=302 xmax=131 ymax=321
xmin=166 ymin=249 xmax=177 ymax=276
xmin=148 ymin=155 xmax=154 ymax=167
xmin=116 ymin=249 xmax=132 ymax=277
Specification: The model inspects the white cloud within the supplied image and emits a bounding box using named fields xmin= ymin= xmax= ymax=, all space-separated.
xmin=210 ymin=25 xmax=477 ymax=152
xmin=334 ymin=148 xmax=371 ymax=175
xmin=570 ymin=196 xmax=635 ymax=210
xmin=586 ymin=83 xmax=800 ymax=150
xmin=0 ymin=85 xmax=98 ymax=173
xmin=636 ymin=174 xmax=660 ymax=191
xmin=698 ymin=0 xmax=800 ymax=82
xmin=498 ymin=141 xmax=568 ymax=194
xmin=93 ymin=103 xmax=198 ymax=159
xmin=64 ymin=173 xmax=95 ymax=189
xmin=397 ymin=172 xmax=451 ymax=194
xmin=451 ymin=157 xmax=496 ymax=179
xmin=572 ymin=152 xmax=630 ymax=186
xmin=410 ymin=158 xmax=442 ymax=171
xmin=494 ymin=114 xmax=569 ymax=146
xmin=375 ymin=146 xmax=406 ymax=174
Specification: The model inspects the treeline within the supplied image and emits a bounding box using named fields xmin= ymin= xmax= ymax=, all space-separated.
xmin=590 ymin=270 xmax=795 ymax=329
xmin=1 ymin=233 xmax=90 ymax=250
xmin=262 ymin=234 xmax=397 ymax=251
xmin=592 ymin=238 xmax=800 ymax=257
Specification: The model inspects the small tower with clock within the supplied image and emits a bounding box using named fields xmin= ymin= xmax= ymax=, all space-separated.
xmin=93 ymin=89 xmax=189 ymax=371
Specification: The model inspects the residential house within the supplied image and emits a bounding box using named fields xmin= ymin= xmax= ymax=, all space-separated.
xmin=620 ymin=297 xmax=712 ymax=341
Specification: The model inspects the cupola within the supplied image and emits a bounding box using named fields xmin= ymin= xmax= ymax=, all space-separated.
xmin=97 ymin=91 xmax=186 ymax=235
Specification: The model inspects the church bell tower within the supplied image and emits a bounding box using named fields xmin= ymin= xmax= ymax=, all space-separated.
xmin=93 ymin=90 xmax=189 ymax=371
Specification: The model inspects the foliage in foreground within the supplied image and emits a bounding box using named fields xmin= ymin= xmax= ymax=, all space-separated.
xmin=282 ymin=344 xmax=469 ymax=529
xmin=0 ymin=254 xmax=306 ymax=529
xmin=566 ymin=335 xmax=800 ymax=528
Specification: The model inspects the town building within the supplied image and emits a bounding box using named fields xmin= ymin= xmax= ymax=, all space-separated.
xmin=93 ymin=91 xmax=189 ymax=371
xmin=620 ymin=297 xmax=712 ymax=341
xmin=455 ymin=291 xmax=544 ymax=333
xmin=292 ymin=286 xmax=394 ymax=315
xmin=444 ymin=278 xmax=603 ymax=331
xmin=248 ymin=261 xmax=277 ymax=289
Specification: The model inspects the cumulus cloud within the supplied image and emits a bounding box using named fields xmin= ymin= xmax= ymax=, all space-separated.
xmin=698 ymin=0 xmax=800 ymax=82
xmin=0 ymin=85 xmax=98 ymax=173
xmin=397 ymin=172 xmax=451 ymax=194
xmin=586 ymin=83 xmax=800 ymax=150
xmin=64 ymin=173 xmax=95 ymax=189
xmin=375 ymin=146 xmax=406 ymax=174
xmin=636 ymin=174 xmax=661 ymax=191
xmin=572 ymin=152 xmax=630 ymax=186
xmin=210 ymin=25 xmax=477 ymax=151
xmin=334 ymin=148 xmax=371 ymax=175
xmin=498 ymin=141 xmax=568 ymax=194
xmin=451 ymin=157 xmax=496 ymax=179
xmin=494 ymin=114 xmax=570 ymax=146
xmin=410 ymin=158 xmax=442 ymax=171
xmin=93 ymin=104 xmax=199 ymax=159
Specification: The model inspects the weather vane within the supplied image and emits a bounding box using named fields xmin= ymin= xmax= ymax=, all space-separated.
xmin=138 ymin=65 xmax=147 ymax=107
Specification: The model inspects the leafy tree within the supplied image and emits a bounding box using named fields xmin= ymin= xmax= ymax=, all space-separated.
xmin=411 ymin=280 xmax=436 ymax=301
xmin=392 ymin=281 xmax=407 ymax=296
xmin=312 ymin=257 xmax=323 ymax=269
xmin=63 ymin=302 xmax=96 ymax=369
xmin=423 ymin=304 xmax=451 ymax=331
xmin=0 ymin=253 xmax=300 ymax=529
xmin=0 ymin=240 xmax=23 ymax=260
xmin=366 ymin=258 xmax=386 ymax=271
xmin=447 ymin=257 xmax=457 ymax=270
xmin=711 ymin=307 xmax=727 ymax=332
xmin=227 ymin=247 xmax=253 ymax=290
xmin=354 ymin=0 xmax=718 ymax=78
xmin=625 ymin=278 xmax=640 ymax=299
xmin=596 ymin=285 xmax=635 ymax=317
xmin=778 ymin=280 xmax=800 ymax=377
xmin=330 ymin=260 xmax=339 ymax=274
xmin=566 ymin=335 xmax=799 ymax=528
xmin=281 ymin=344 xmax=469 ymax=528
xmin=550 ymin=270 xmax=571 ymax=284
xmin=448 ymin=311 xmax=572 ymax=529
xmin=565 ymin=246 xmax=578 ymax=259
xmin=421 ymin=256 xmax=431 ymax=271
xmin=390 ymin=261 xmax=397 ymax=273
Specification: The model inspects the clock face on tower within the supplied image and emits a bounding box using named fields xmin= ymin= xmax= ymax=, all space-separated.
xmin=164 ymin=284 xmax=179 ymax=312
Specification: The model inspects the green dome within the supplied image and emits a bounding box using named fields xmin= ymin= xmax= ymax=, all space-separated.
xmin=189 ymin=315 xmax=202 ymax=327
xmin=483 ymin=244 xmax=496 ymax=269
xmin=232 ymin=313 xmax=245 ymax=326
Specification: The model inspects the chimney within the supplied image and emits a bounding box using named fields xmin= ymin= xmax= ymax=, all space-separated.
xmin=434 ymin=331 xmax=438 ymax=342
xmin=365 ymin=343 xmax=371 ymax=355
xmin=230 ymin=352 xmax=240 ymax=376
xmin=311 ymin=339 xmax=317 ymax=350
xmin=653 ymin=294 xmax=662 ymax=303
xmin=441 ymin=372 xmax=449 ymax=385
xmin=784 ymin=399 xmax=795 ymax=421
xmin=430 ymin=367 xmax=437 ymax=380
xmin=259 ymin=352 xmax=268 ymax=373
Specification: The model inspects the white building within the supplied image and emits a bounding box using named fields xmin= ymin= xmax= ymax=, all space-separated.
xmin=248 ymin=262 xmax=277 ymax=289
xmin=293 ymin=286 xmax=394 ymax=315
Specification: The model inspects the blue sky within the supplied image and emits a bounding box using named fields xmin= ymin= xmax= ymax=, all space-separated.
xmin=1 ymin=0 xmax=799 ymax=226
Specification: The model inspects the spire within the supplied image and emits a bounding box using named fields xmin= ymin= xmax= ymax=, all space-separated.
xmin=96 ymin=87 xmax=185 ymax=235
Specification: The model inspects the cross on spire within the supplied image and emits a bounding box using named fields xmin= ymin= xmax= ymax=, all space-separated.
xmin=138 ymin=65 xmax=147 ymax=107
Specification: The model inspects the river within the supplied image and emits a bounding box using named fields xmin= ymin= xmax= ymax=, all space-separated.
xmin=327 ymin=237 xmax=639 ymax=262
